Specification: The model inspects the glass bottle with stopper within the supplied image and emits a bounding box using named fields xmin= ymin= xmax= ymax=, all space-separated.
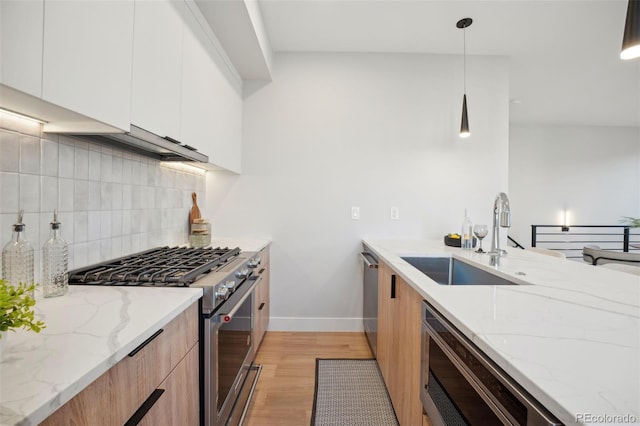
xmin=42 ymin=210 xmax=69 ymax=298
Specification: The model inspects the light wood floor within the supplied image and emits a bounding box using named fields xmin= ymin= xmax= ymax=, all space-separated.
xmin=243 ymin=332 xmax=374 ymax=426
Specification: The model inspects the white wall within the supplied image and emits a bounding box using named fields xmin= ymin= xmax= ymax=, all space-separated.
xmin=206 ymin=52 xmax=509 ymax=331
xmin=508 ymin=124 xmax=640 ymax=248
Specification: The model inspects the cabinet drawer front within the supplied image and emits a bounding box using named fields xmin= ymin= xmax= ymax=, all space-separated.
xmin=134 ymin=302 xmax=198 ymax=404
xmin=138 ymin=344 xmax=200 ymax=426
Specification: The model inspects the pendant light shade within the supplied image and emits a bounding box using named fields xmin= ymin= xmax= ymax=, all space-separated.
xmin=457 ymin=18 xmax=472 ymax=138
xmin=460 ymin=94 xmax=470 ymax=138
xmin=621 ymin=0 xmax=640 ymax=60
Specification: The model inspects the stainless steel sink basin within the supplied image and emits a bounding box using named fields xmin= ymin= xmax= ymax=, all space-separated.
xmin=401 ymin=256 xmax=517 ymax=286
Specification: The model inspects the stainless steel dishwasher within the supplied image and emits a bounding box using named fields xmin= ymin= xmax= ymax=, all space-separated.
xmin=361 ymin=250 xmax=379 ymax=356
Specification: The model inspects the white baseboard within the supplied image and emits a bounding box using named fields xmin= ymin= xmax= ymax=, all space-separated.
xmin=268 ymin=317 xmax=364 ymax=332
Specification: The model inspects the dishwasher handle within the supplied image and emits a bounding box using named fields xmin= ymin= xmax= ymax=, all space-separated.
xmin=360 ymin=252 xmax=379 ymax=269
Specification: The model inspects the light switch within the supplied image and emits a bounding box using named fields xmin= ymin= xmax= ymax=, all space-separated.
xmin=351 ymin=206 xmax=360 ymax=220
xmin=391 ymin=206 xmax=400 ymax=220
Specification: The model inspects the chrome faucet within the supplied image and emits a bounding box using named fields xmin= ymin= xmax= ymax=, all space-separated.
xmin=489 ymin=192 xmax=511 ymax=257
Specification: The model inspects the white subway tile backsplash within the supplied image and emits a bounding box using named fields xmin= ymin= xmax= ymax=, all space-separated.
xmin=73 ymin=242 xmax=88 ymax=268
xmin=0 ymin=172 xmax=19 ymax=213
xmin=87 ymin=240 xmax=101 ymax=264
xmin=1 ymin=121 xmax=205 ymax=275
xmin=88 ymin=149 xmax=101 ymax=181
xmin=19 ymin=174 xmax=40 ymax=212
xmin=100 ymin=182 xmax=112 ymax=211
xmin=122 ymin=184 xmax=132 ymax=210
xmin=112 ymin=210 xmax=122 ymax=237
xmin=20 ymin=135 xmax=41 ymax=174
xmin=41 ymin=176 xmax=58 ymax=212
xmin=41 ymin=138 xmax=59 ymax=177
xmin=100 ymin=211 xmax=112 ymax=239
xmin=58 ymin=178 xmax=74 ymax=212
xmin=58 ymin=142 xmax=74 ymax=179
xmin=73 ymin=180 xmax=88 ymax=211
xmin=88 ymin=211 xmax=101 ymax=241
xmin=88 ymin=181 xmax=101 ymax=211
xmin=112 ymin=155 xmax=123 ymax=183
xmin=100 ymin=153 xmax=112 ymax=182
xmin=75 ymin=147 xmax=89 ymax=180
xmin=74 ymin=211 xmax=88 ymax=243
xmin=0 ymin=130 xmax=20 ymax=172
xmin=112 ymin=183 xmax=122 ymax=210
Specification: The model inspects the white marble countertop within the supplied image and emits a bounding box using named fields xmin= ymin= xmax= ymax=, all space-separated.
xmin=210 ymin=237 xmax=271 ymax=252
xmin=0 ymin=286 xmax=202 ymax=426
xmin=363 ymin=239 xmax=640 ymax=426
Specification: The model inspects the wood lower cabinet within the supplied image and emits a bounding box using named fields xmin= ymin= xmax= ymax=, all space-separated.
xmin=42 ymin=302 xmax=199 ymax=426
xmin=377 ymin=261 xmax=424 ymax=426
xmin=253 ymin=246 xmax=271 ymax=353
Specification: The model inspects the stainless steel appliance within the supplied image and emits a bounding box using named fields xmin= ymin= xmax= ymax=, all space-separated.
xmin=361 ymin=250 xmax=379 ymax=356
xmin=68 ymin=246 xmax=263 ymax=426
xmin=421 ymin=300 xmax=561 ymax=426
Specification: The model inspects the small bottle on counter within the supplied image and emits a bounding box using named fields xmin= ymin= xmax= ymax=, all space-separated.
xmin=42 ymin=210 xmax=69 ymax=297
xmin=2 ymin=210 xmax=35 ymax=295
xmin=461 ymin=209 xmax=473 ymax=250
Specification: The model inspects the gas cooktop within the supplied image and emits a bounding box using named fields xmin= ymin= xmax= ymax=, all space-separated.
xmin=68 ymin=246 xmax=241 ymax=287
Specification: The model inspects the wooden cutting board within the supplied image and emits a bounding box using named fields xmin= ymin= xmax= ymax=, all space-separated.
xmin=189 ymin=192 xmax=201 ymax=225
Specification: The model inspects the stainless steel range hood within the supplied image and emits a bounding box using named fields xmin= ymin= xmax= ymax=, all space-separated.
xmin=74 ymin=125 xmax=209 ymax=162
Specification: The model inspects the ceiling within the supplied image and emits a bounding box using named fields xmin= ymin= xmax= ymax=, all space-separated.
xmin=250 ymin=0 xmax=640 ymax=127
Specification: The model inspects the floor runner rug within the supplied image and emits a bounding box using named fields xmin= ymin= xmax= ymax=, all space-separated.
xmin=311 ymin=358 xmax=399 ymax=426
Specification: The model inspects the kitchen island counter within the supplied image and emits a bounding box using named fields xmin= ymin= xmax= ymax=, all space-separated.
xmin=0 ymin=285 xmax=202 ymax=426
xmin=364 ymin=239 xmax=639 ymax=426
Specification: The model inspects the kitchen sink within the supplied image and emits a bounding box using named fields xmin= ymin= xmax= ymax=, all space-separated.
xmin=401 ymin=256 xmax=517 ymax=286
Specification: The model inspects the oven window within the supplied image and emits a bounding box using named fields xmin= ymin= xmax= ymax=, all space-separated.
xmin=217 ymin=293 xmax=253 ymax=412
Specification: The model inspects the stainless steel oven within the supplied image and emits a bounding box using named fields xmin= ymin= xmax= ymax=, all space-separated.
xmin=421 ymin=300 xmax=562 ymax=426
xmin=203 ymin=274 xmax=261 ymax=426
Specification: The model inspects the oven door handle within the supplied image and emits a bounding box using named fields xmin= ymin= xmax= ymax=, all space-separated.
xmin=216 ymin=276 xmax=261 ymax=323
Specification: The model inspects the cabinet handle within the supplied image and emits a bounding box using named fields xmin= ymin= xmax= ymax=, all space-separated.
xmin=258 ymin=302 xmax=265 ymax=310
xmin=391 ymin=275 xmax=396 ymax=299
xmin=258 ymin=268 xmax=265 ymax=274
xmin=124 ymin=388 xmax=165 ymax=426
xmin=128 ymin=329 xmax=164 ymax=357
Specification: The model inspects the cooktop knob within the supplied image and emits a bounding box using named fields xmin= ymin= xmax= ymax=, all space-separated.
xmin=235 ymin=268 xmax=250 ymax=279
xmin=224 ymin=280 xmax=237 ymax=291
xmin=215 ymin=286 xmax=229 ymax=300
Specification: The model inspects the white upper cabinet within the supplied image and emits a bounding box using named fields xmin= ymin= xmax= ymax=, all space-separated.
xmin=0 ymin=0 xmax=44 ymax=98
xmin=181 ymin=4 xmax=242 ymax=173
xmin=42 ymin=0 xmax=135 ymax=131
xmin=131 ymin=0 xmax=184 ymax=139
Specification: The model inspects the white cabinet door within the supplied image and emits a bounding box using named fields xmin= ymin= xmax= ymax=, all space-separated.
xmin=181 ymin=5 xmax=242 ymax=173
xmin=42 ymin=0 xmax=134 ymax=131
xmin=0 ymin=0 xmax=44 ymax=97
xmin=131 ymin=0 xmax=183 ymax=139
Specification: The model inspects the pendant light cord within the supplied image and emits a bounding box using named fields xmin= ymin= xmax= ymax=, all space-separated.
xmin=463 ymin=26 xmax=467 ymax=94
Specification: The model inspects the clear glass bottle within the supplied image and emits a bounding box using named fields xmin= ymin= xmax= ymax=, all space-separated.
xmin=42 ymin=210 xmax=68 ymax=297
xmin=461 ymin=209 xmax=473 ymax=250
xmin=2 ymin=210 xmax=35 ymax=296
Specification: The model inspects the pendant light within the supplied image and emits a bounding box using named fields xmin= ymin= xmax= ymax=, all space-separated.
xmin=457 ymin=18 xmax=472 ymax=138
xmin=621 ymin=0 xmax=640 ymax=60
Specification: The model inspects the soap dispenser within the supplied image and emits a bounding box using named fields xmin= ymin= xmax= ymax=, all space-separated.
xmin=42 ymin=210 xmax=69 ymax=297
xmin=2 ymin=210 xmax=35 ymax=294
xmin=461 ymin=209 xmax=473 ymax=250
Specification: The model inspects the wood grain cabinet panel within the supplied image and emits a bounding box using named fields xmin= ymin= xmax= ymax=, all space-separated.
xmin=41 ymin=302 xmax=199 ymax=425
xmin=376 ymin=261 xmax=424 ymax=426
xmin=253 ymin=246 xmax=271 ymax=353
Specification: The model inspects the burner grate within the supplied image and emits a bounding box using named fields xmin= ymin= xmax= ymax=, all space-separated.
xmin=69 ymin=246 xmax=241 ymax=286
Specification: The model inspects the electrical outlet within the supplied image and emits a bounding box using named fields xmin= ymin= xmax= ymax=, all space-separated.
xmin=391 ymin=206 xmax=400 ymax=220
xmin=351 ymin=206 xmax=360 ymax=220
